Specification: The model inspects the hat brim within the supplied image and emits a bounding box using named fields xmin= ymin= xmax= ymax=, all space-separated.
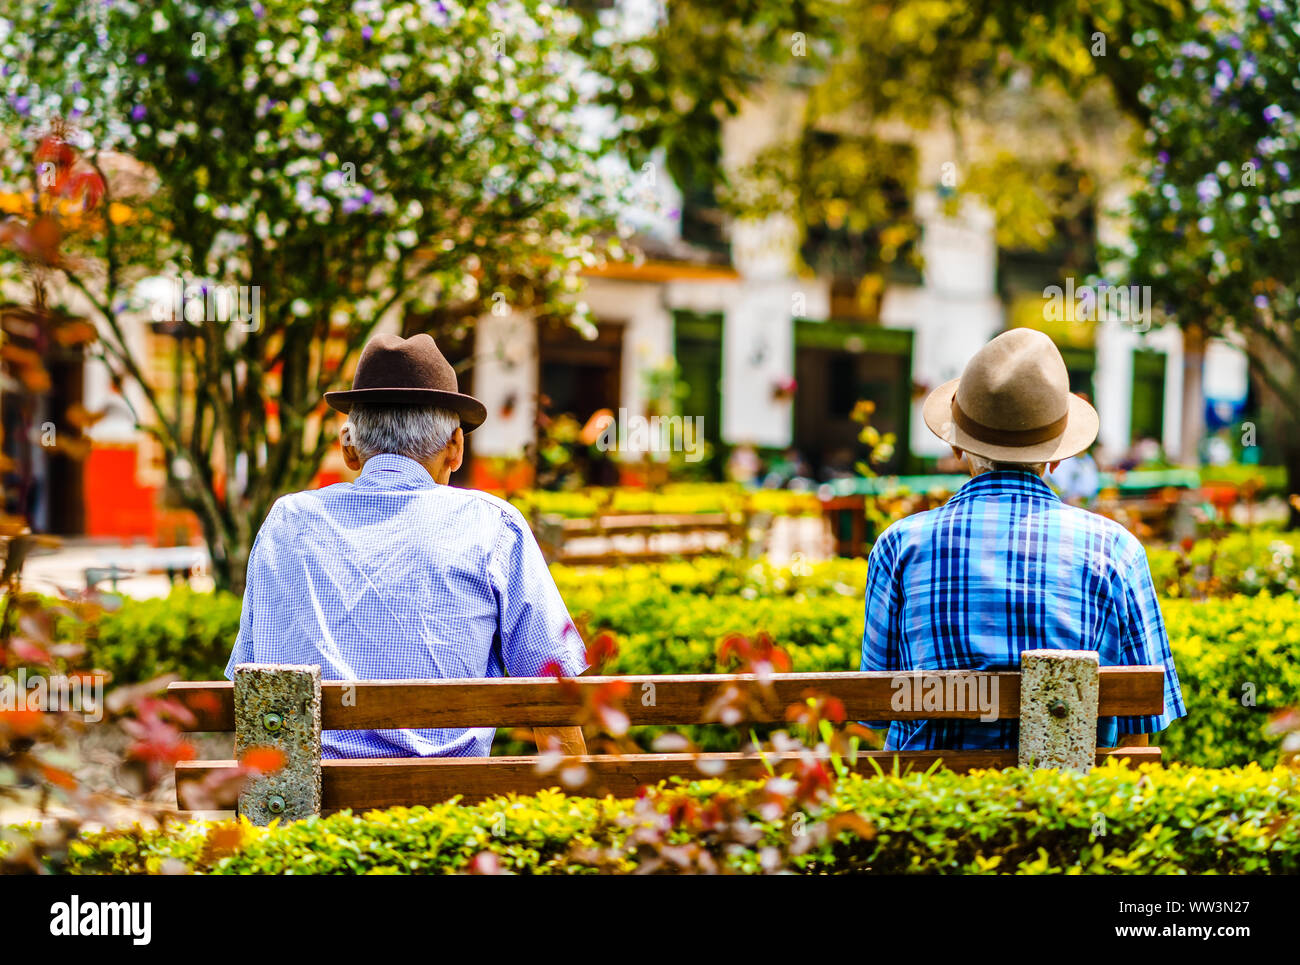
xmin=922 ymin=377 xmax=1099 ymax=463
xmin=324 ymin=387 xmax=487 ymax=433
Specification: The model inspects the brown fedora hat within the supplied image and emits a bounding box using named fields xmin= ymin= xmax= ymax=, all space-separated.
xmin=324 ymin=333 xmax=487 ymax=432
xmin=922 ymin=328 xmax=1098 ymax=463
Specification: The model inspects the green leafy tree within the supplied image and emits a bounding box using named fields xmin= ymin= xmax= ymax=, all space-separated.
xmin=1113 ymin=0 xmax=1300 ymax=513
xmin=1 ymin=0 xmax=622 ymax=591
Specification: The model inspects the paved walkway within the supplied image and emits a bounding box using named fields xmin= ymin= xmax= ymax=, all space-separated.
xmin=21 ymin=539 xmax=214 ymax=599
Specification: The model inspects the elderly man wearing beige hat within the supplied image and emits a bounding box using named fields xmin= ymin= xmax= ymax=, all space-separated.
xmin=860 ymin=328 xmax=1185 ymax=752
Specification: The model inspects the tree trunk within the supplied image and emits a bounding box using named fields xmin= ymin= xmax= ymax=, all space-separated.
xmin=1179 ymin=323 xmax=1206 ymax=466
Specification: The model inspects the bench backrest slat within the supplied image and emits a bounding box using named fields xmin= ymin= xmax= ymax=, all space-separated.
xmin=177 ymin=746 xmax=1163 ymax=810
xmin=167 ymin=667 xmax=1164 ymax=732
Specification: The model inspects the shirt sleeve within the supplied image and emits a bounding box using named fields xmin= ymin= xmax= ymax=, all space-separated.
xmin=224 ymin=504 xmax=277 ymax=680
xmin=859 ymin=526 xmax=904 ymax=728
xmin=1113 ymin=547 xmax=1187 ymax=735
xmin=224 ymin=575 xmax=255 ymax=681
xmin=488 ymin=507 xmax=588 ymax=678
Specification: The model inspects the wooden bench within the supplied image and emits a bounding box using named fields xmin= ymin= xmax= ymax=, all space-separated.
xmin=168 ymin=651 xmax=1165 ymax=824
xmin=84 ymin=545 xmax=207 ymax=592
xmin=535 ymin=511 xmax=752 ymax=566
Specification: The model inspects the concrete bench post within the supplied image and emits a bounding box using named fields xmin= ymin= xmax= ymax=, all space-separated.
xmin=233 ymin=663 xmax=322 ymax=825
xmin=1017 ymin=650 xmax=1100 ymax=773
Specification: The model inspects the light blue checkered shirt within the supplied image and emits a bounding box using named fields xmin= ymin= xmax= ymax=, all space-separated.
xmin=226 ymin=453 xmax=588 ymax=758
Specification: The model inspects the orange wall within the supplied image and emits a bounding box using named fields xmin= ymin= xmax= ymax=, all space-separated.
xmin=84 ymin=446 xmax=157 ymax=539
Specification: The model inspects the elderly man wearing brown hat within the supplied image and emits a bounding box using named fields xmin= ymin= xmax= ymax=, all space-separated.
xmin=225 ymin=333 xmax=587 ymax=759
xmin=860 ymin=328 xmax=1185 ymax=752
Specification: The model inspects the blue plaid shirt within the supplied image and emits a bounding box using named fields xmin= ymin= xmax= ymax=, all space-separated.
xmin=226 ymin=454 xmax=588 ymax=758
xmin=860 ymin=470 xmax=1185 ymax=751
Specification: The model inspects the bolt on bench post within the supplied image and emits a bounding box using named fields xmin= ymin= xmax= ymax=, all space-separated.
xmin=1017 ymin=650 xmax=1100 ymax=773
xmin=234 ymin=664 xmax=322 ymax=825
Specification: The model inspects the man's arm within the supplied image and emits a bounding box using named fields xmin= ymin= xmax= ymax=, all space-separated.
xmin=489 ymin=506 xmax=590 ymax=697
xmin=224 ymin=508 xmax=277 ymax=679
xmin=1113 ymin=546 xmax=1187 ymax=738
xmin=859 ymin=528 xmax=904 ymax=729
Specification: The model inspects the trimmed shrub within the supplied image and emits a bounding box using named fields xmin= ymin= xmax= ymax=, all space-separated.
xmin=85 ymin=586 xmax=242 ymax=684
xmin=1148 ymin=532 xmax=1300 ymax=598
xmin=1157 ymin=593 xmax=1300 ymax=768
xmin=74 ymin=564 xmax=1300 ymax=767
xmin=507 ymin=483 xmax=821 ymax=520
xmin=55 ymin=762 xmax=1300 ymax=874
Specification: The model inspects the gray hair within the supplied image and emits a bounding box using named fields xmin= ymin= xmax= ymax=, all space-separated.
xmin=343 ymin=404 xmax=460 ymax=462
xmin=965 ymin=452 xmax=1047 ymax=477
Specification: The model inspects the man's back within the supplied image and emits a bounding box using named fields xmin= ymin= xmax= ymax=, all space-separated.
xmin=226 ymin=454 xmax=588 ymax=758
xmin=860 ymin=470 xmax=1185 ymax=750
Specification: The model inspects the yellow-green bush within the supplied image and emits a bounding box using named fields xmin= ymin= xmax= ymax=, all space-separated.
xmin=1148 ymin=532 xmax=1300 ymax=597
xmin=54 ymin=762 xmax=1300 ymax=874
xmin=1158 ymin=594 xmax=1300 ymax=767
xmin=505 ymin=483 xmax=821 ymax=520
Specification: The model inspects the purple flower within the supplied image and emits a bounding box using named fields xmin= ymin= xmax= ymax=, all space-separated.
xmin=1157 ymin=151 xmax=1170 ymax=165
xmin=135 ymin=53 xmax=148 ymax=64
xmin=1276 ymin=161 xmax=1291 ymax=181
xmin=361 ymin=189 xmax=374 ymax=203
xmin=1264 ymin=104 xmax=1283 ymax=122
xmin=13 ymin=95 xmax=30 ymax=115
xmin=1259 ymin=7 xmax=1275 ymax=22
xmin=131 ymin=104 xmax=147 ymax=121
xmin=186 ymin=69 xmax=199 ymax=84
xmin=342 ymin=197 xmax=365 ymax=214
xmin=362 ymin=25 xmax=373 ymax=40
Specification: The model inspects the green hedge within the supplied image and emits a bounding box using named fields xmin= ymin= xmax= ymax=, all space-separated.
xmin=562 ymin=572 xmax=1299 ymax=767
xmin=1158 ymin=593 xmax=1300 ymax=768
xmin=85 ymin=586 xmax=241 ymax=684
xmin=74 ymin=561 xmax=1300 ymax=768
xmin=54 ymin=763 xmax=1300 ymax=874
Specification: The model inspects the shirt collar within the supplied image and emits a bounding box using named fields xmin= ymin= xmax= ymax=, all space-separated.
xmin=356 ymin=453 xmax=437 ymax=490
xmin=949 ymin=469 xmax=1060 ymax=503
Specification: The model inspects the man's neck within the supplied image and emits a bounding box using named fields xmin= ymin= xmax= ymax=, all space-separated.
xmin=361 ymin=452 xmax=454 ymax=484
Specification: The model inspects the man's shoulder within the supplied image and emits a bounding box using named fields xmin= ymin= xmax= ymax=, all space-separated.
xmin=278 ymin=481 xmax=518 ymax=515
xmin=1055 ymin=500 xmax=1144 ymax=557
xmin=869 ymin=506 xmax=933 ymax=560
xmin=439 ymin=486 xmax=526 ymax=524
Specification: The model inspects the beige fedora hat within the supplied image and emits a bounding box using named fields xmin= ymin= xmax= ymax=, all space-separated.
xmin=922 ymin=328 xmax=1099 ymax=463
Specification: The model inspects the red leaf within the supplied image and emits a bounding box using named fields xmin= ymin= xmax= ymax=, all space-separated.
xmin=240 ymin=747 xmax=286 ymax=775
